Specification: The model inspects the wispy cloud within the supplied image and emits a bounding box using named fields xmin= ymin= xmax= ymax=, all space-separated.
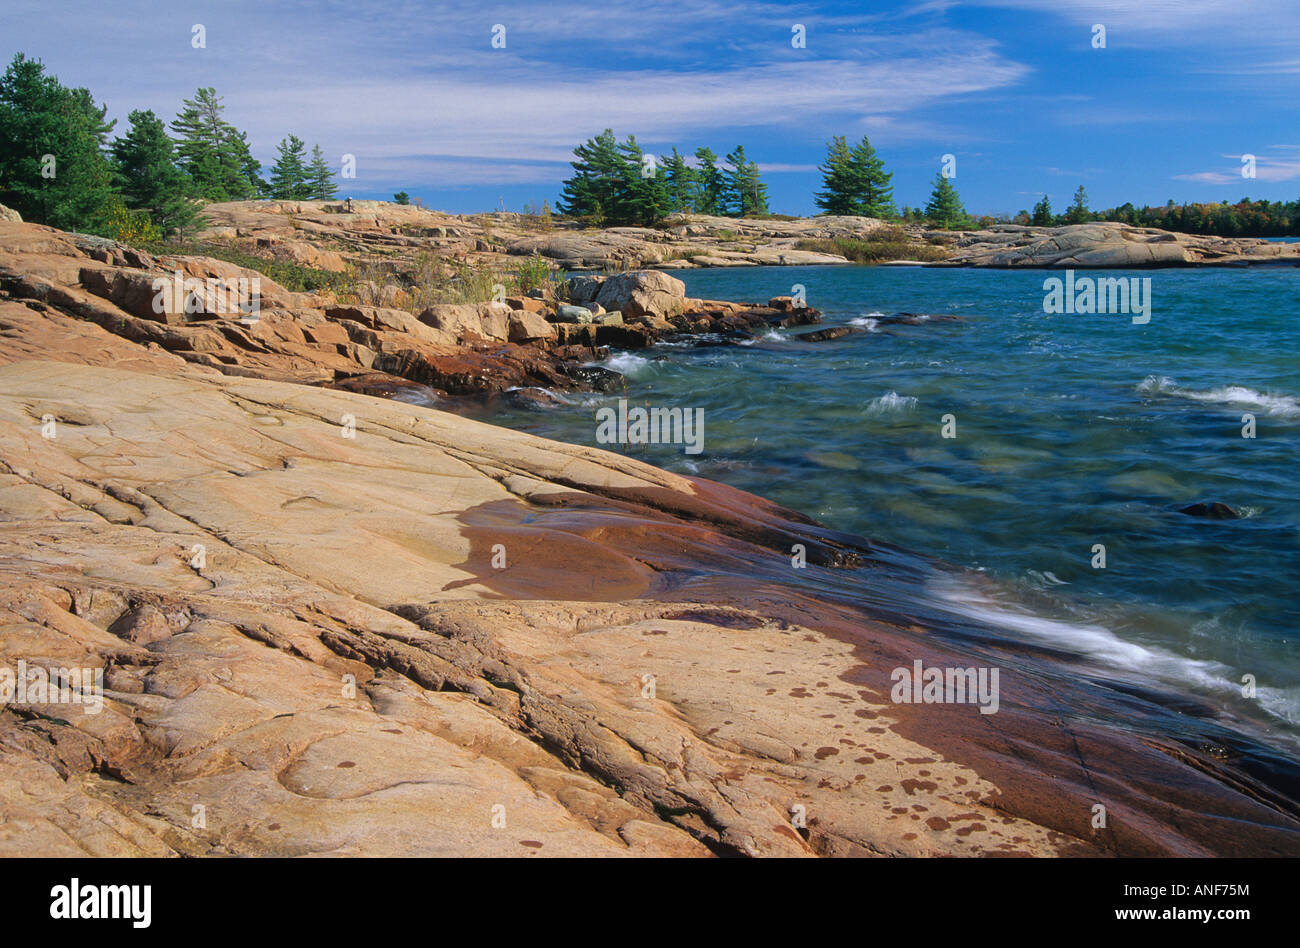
xmin=1174 ymin=149 xmax=1300 ymax=184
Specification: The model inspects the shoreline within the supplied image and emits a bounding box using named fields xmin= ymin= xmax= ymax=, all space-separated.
xmin=1 ymin=215 xmax=1298 ymax=857
xmin=1 ymin=360 xmax=1295 ymax=856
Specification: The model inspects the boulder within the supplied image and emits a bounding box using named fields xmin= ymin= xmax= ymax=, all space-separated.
xmin=595 ymin=270 xmax=687 ymax=319
xmin=0 ymin=204 xmax=22 ymax=223
xmin=507 ymin=309 xmax=557 ymax=343
xmin=506 ymin=295 xmax=547 ymax=314
xmin=418 ymin=301 xmax=510 ymax=342
xmin=566 ymin=276 xmax=606 ymax=304
xmin=554 ymin=304 xmax=595 ymax=324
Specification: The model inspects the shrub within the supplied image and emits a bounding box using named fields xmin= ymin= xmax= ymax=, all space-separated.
xmin=792 ymin=235 xmax=948 ymax=263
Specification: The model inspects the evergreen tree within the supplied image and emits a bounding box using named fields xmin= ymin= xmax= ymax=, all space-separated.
xmin=663 ymin=148 xmax=698 ymax=213
xmin=617 ymin=134 xmax=671 ymax=225
xmin=229 ymin=129 xmax=265 ymax=198
xmin=556 ymin=130 xmax=670 ymax=225
xmin=305 ymin=144 xmax=337 ymax=199
xmin=110 ymin=108 xmax=201 ymax=237
xmin=0 ymin=54 xmax=117 ymax=232
xmin=1031 ymin=194 xmax=1053 ymax=225
xmin=268 ymin=135 xmax=311 ymax=199
xmin=849 ymin=135 xmax=894 ymax=218
xmin=723 ymin=145 xmax=768 ymax=217
xmin=815 ymin=135 xmax=893 ymax=217
xmin=814 ymin=136 xmax=856 ymax=215
xmin=1065 ymin=185 xmax=1090 ymax=224
xmin=393 ymin=191 xmax=410 ymax=205
xmin=170 ymin=88 xmax=259 ymax=200
xmin=924 ymin=172 xmax=967 ymax=229
xmin=692 ymin=147 xmax=726 ymax=216
xmin=557 ymin=128 xmax=627 ymax=223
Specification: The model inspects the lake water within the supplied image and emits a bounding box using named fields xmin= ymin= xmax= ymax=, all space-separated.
xmin=478 ymin=264 xmax=1300 ymax=750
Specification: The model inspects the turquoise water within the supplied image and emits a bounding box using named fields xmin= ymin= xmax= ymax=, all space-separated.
xmin=478 ymin=265 xmax=1300 ymax=744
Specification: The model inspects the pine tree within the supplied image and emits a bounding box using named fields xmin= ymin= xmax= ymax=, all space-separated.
xmin=617 ymin=134 xmax=670 ymax=226
xmin=849 ymin=136 xmax=894 ymax=218
xmin=557 ymin=129 xmax=627 ymax=223
xmin=0 ymin=54 xmax=117 ymax=232
xmin=814 ymin=136 xmax=856 ymax=215
xmin=1065 ymin=185 xmax=1090 ymax=224
xmin=170 ymin=88 xmax=259 ymax=200
xmin=1031 ymin=194 xmax=1053 ymax=225
xmin=924 ymin=172 xmax=967 ymax=229
xmin=229 ymin=129 xmax=265 ymax=198
xmin=393 ymin=191 xmax=410 ymax=205
xmin=815 ymin=135 xmax=893 ymax=217
xmin=268 ymin=135 xmax=311 ymax=200
xmin=663 ymin=148 xmax=698 ymax=214
xmin=305 ymin=145 xmax=337 ymax=200
xmin=110 ymin=109 xmax=201 ymax=237
xmin=722 ymin=146 xmax=769 ymax=217
xmin=692 ymin=147 xmax=725 ymax=216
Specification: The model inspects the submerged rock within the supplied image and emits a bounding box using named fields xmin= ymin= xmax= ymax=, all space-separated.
xmin=795 ymin=326 xmax=856 ymax=342
xmin=1178 ymin=501 xmax=1242 ymax=520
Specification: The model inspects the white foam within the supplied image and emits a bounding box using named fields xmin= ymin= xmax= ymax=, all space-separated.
xmin=601 ymin=352 xmax=652 ymax=377
xmin=738 ymin=330 xmax=786 ymax=347
xmin=866 ymin=391 xmax=918 ymax=415
xmin=1139 ymin=375 xmax=1300 ymax=418
xmin=928 ymin=574 xmax=1300 ymax=729
xmin=849 ymin=316 xmax=881 ymax=332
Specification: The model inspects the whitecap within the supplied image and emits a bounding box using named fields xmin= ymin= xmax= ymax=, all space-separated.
xmin=600 ymin=352 xmax=652 ymax=377
xmin=866 ymin=391 xmax=918 ymax=415
xmin=1138 ymin=375 xmax=1300 ymax=418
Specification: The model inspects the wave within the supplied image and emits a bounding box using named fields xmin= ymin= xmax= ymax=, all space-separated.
xmin=737 ymin=330 xmax=787 ymax=347
xmin=865 ymin=391 xmax=918 ymax=415
xmin=600 ymin=352 xmax=653 ymax=377
xmin=849 ymin=312 xmax=884 ymax=332
xmin=1138 ymin=375 xmax=1300 ymax=418
xmin=929 ymin=574 xmax=1300 ymax=729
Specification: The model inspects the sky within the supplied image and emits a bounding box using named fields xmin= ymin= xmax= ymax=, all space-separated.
xmin=3 ymin=0 xmax=1298 ymax=216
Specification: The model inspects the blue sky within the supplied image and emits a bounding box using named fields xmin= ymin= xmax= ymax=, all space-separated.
xmin=4 ymin=0 xmax=1299 ymax=216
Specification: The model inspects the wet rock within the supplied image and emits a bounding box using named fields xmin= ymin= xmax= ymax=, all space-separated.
xmin=794 ymin=326 xmax=856 ymax=342
xmin=502 ymin=386 xmax=566 ymax=411
xmin=564 ymin=363 xmax=626 ymax=392
xmin=1178 ymin=502 xmax=1241 ymax=520
xmin=877 ymin=313 xmax=963 ymax=325
xmin=595 ymin=324 xmax=656 ymax=349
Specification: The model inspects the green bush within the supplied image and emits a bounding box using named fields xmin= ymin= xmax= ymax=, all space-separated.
xmin=792 ymin=235 xmax=948 ymax=263
xmin=148 ymin=239 xmax=352 ymax=293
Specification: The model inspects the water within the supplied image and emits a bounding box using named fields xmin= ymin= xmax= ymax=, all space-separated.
xmin=474 ymin=264 xmax=1300 ymax=747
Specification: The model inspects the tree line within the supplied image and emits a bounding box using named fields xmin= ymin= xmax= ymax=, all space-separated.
xmin=1020 ymin=189 xmax=1300 ymax=237
xmin=0 ymin=53 xmax=340 ymax=242
xmin=557 ymin=129 xmax=770 ymax=226
xmin=557 ymin=130 xmax=973 ymax=230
